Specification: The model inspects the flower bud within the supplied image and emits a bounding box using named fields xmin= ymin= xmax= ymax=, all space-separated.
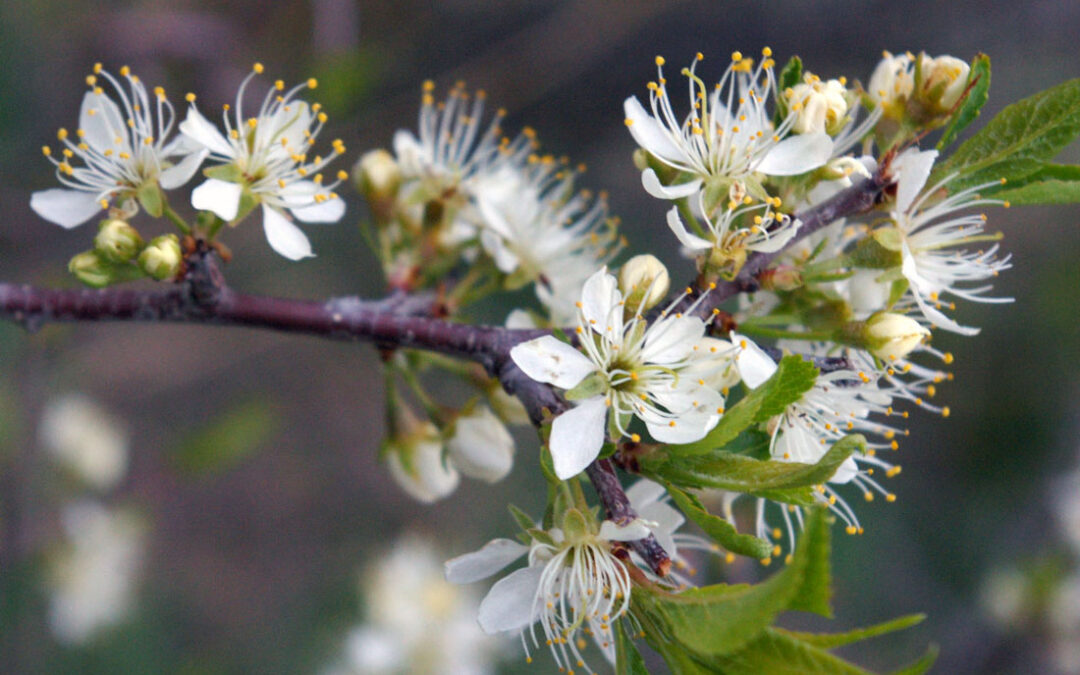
xmin=918 ymin=54 xmax=970 ymax=112
xmin=787 ymin=78 xmax=849 ymax=135
xmin=68 ymin=251 xmax=117 ymax=288
xmin=94 ymin=219 xmax=144 ymax=263
xmin=868 ymin=51 xmax=914 ymax=116
xmin=618 ymin=254 xmax=670 ymax=314
xmin=446 ymin=405 xmax=514 ymax=483
xmin=385 ymin=421 xmax=460 ymax=503
xmin=354 ymin=149 xmax=401 ymax=209
xmin=137 ymin=234 xmax=183 ymax=281
xmin=864 ymin=312 xmax=931 ymax=360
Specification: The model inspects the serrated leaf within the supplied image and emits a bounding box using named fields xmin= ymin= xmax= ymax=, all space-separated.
xmin=710 ymin=627 xmax=875 ymax=675
xmin=776 ymin=613 xmax=926 ymax=649
xmin=171 ymin=400 xmax=278 ymax=474
xmin=634 ymin=509 xmax=830 ymax=657
xmin=667 ymin=356 xmax=818 ymax=456
xmin=991 ymin=163 xmax=1080 ymax=204
xmin=615 ymin=621 xmax=650 ymax=675
xmin=937 ymin=53 xmax=991 ymax=151
xmin=785 ymin=506 xmax=832 ymax=616
xmin=666 ymin=483 xmax=772 ymax=558
xmin=889 ymin=644 xmax=939 ymax=675
xmin=936 ymin=77 xmax=1080 ymax=190
xmin=646 ymin=435 xmax=864 ymax=495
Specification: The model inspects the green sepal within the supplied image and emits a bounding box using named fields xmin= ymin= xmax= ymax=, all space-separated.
xmin=773 ymin=56 xmax=803 ymax=125
xmin=204 ymin=164 xmax=244 ymax=182
xmin=937 ymin=53 xmax=991 ymax=151
xmin=508 ymin=503 xmax=535 ymax=534
xmin=934 ymin=77 xmax=1080 ymax=191
xmin=565 ymin=371 xmax=607 ymax=401
xmin=665 ymin=355 xmax=818 ymax=456
xmin=665 ymin=482 xmax=772 ymax=558
xmin=887 ymin=278 xmax=910 ymax=308
xmin=136 ymin=182 xmax=164 ymax=218
xmin=234 ymin=187 xmax=259 ymax=223
xmin=849 ymin=232 xmax=904 ymax=267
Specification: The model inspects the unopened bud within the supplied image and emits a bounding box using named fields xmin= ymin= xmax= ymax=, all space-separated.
xmin=788 ymin=78 xmax=849 ymax=135
xmin=864 ymin=312 xmax=931 ymax=360
xmin=619 ymin=254 xmax=670 ymax=313
xmin=867 ymin=51 xmax=914 ymax=116
xmin=94 ymin=219 xmax=144 ymax=263
xmin=758 ymin=265 xmax=802 ymax=291
xmin=68 ymin=251 xmax=117 ymax=288
xmin=385 ymin=421 xmax=459 ymax=503
xmin=137 ymin=234 xmax=183 ymax=281
xmin=918 ymin=54 xmax=970 ymax=112
xmin=446 ymin=405 xmax=514 ymax=483
xmin=354 ymin=149 xmax=401 ymax=208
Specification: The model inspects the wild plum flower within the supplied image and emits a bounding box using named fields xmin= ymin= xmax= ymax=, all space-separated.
xmin=179 ymin=63 xmax=347 ymax=260
xmin=623 ymin=49 xmax=833 ymax=201
xmin=445 ymin=509 xmax=639 ymax=672
xmin=889 ymin=148 xmax=1012 ymax=335
xmin=510 ymin=267 xmax=725 ymax=479
xmin=665 ymin=192 xmax=800 ymax=264
xmin=31 ymin=64 xmax=207 ymax=229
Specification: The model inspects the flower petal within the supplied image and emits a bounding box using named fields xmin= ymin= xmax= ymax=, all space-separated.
xmin=731 ymin=332 xmax=778 ymax=388
xmin=894 ymin=149 xmax=939 ymax=214
xmin=191 ymin=179 xmax=242 ymax=221
xmin=510 ymin=336 xmax=596 ymax=389
xmin=580 ymin=267 xmax=621 ymax=334
xmin=641 ymin=315 xmax=706 ymax=365
xmin=444 ymin=538 xmax=529 ymax=584
xmin=598 ymin=519 xmax=652 ymax=541
xmin=756 ymin=133 xmax=833 ymax=176
xmin=477 ymin=565 xmax=544 ymax=634
xmin=30 ymin=188 xmax=103 ymax=229
xmin=262 ymin=204 xmax=315 ymax=260
xmin=178 ymin=105 xmax=234 ymax=157
xmin=642 ymin=169 xmax=703 ymax=200
xmin=79 ymin=91 xmax=127 ymax=155
xmin=665 ymin=206 xmax=712 ymax=251
xmin=623 ymin=96 xmax=685 ymax=165
xmin=159 ymin=149 xmax=208 ymax=190
xmin=549 ymin=397 xmax=607 ymax=479
xmin=290 ymin=196 xmax=346 ymax=223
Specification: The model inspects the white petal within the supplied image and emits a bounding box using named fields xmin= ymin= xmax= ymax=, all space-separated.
xmin=642 ymin=169 xmax=703 ymax=200
xmin=178 ymin=105 xmax=234 ymax=157
xmin=598 ymin=519 xmax=652 ymax=541
xmin=79 ymin=91 xmax=127 ymax=154
xmin=830 ymin=456 xmax=860 ymax=484
xmin=262 ymin=204 xmax=314 ymax=260
xmin=444 ymin=538 xmax=529 ymax=584
xmin=665 ymin=206 xmax=712 ymax=251
xmin=510 ymin=336 xmax=595 ymax=389
xmin=641 ymin=316 xmax=706 ymax=364
xmin=505 ymin=309 xmax=537 ymax=329
xmin=756 ymin=133 xmax=833 ymax=176
xmin=478 ymin=564 xmax=544 ymax=634
xmin=159 ymin=149 xmax=208 ymax=190
xmin=386 ymin=441 xmax=460 ymax=503
xmin=549 ymin=397 xmax=607 ymax=479
xmin=447 ymin=406 xmax=515 ymax=483
xmin=731 ymin=332 xmax=778 ymax=388
xmin=894 ymin=149 xmax=939 ymax=213
xmin=580 ymin=267 xmax=621 ymax=333
xmin=30 ymin=189 xmax=103 ymax=229
xmin=290 ymin=196 xmax=346 ymax=223
xmin=623 ymin=96 xmax=686 ymax=164
xmin=393 ymin=130 xmax=427 ymax=175
xmin=191 ymin=179 xmax=242 ymax=221
xmin=746 ymin=220 xmax=800 ymax=253
xmin=480 ymin=229 xmax=520 ymax=274
xmin=626 ymin=478 xmax=667 ymax=509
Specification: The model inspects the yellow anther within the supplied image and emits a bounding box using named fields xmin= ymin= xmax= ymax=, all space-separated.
xmin=42 ymin=146 xmax=51 ymax=156
xmin=655 ymin=55 xmax=665 ymax=66
xmin=253 ymin=62 xmax=264 ymax=74
xmin=943 ymin=352 xmax=954 ymax=364
xmin=631 ymin=434 xmax=641 ymax=443
xmin=731 ymin=51 xmax=743 ymax=61
xmin=275 ymin=79 xmax=285 ymax=91
xmin=846 ymin=525 xmax=857 ymax=535
xmin=247 ymin=118 xmax=258 ymax=129
xmin=119 ymin=65 xmax=130 ymax=77
xmin=57 ymin=128 xmax=69 ymax=140
xmin=941 ymin=406 xmax=951 ymax=418
xmin=307 ymin=78 xmax=318 ymax=89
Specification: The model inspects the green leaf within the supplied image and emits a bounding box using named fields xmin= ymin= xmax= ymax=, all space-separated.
xmin=889 ymin=645 xmax=939 ymax=675
xmin=992 ymin=163 xmax=1080 ymax=204
xmin=710 ymin=628 xmax=876 ymax=675
xmin=785 ymin=505 xmax=832 ymax=617
xmin=615 ymin=621 xmax=650 ymax=675
xmin=666 ymin=483 xmax=772 ymax=558
xmin=936 ymin=77 xmax=1080 ymax=190
xmin=775 ymin=613 xmax=926 ymax=649
xmin=646 ymin=435 xmax=864 ymax=495
xmin=137 ymin=181 xmax=164 ymax=218
xmin=937 ymin=53 xmax=991 ymax=151
xmin=774 ymin=56 xmax=803 ymax=124
xmin=508 ymin=504 xmax=535 ymax=534
xmin=171 ymin=400 xmax=279 ymax=474
xmin=634 ymin=509 xmax=831 ymax=657
xmin=667 ymin=355 xmax=818 ymax=456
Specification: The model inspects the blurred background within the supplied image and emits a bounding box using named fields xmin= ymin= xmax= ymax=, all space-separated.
xmin=0 ymin=1 xmax=1078 ymax=673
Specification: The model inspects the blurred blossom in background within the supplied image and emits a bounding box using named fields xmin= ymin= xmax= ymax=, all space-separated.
xmin=0 ymin=1 xmax=1078 ymax=673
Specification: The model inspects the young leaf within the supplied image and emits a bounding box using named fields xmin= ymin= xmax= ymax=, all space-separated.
xmin=665 ymin=483 xmax=773 ymax=559
xmin=775 ymin=613 xmax=926 ymax=649
xmin=170 ymin=400 xmax=278 ymax=474
xmin=991 ymin=163 xmax=1080 ymax=204
xmin=936 ymin=54 xmax=991 ymax=151
xmin=889 ymin=645 xmax=940 ymax=675
xmin=774 ymin=56 xmax=803 ymax=123
xmin=785 ymin=505 xmax=832 ymax=617
xmin=935 ymin=77 xmax=1080 ymax=190
xmin=614 ymin=621 xmax=650 ymax=675
xmin=666 ymin=355 xmax=818 ymax=456
xmin=709 ymin=627 xmax=876 ymax=675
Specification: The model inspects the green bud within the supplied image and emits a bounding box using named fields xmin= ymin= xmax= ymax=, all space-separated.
xmin=94 ymin=219 xmax=144 ymax=263
xmin=68 ymin=251 xmax=121 ymax=288
xmin=138 ymin=234 xmax=183 ymax=281
xmin=561 ymin=508 xmax=589 ymax=542
xmin=355 ymin=149 xmax=401 ymax=202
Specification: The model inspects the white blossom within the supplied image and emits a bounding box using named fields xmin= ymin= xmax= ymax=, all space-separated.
xmin=385 ymin=421 xmax=460 ymax=503
xmin=39 ymin=393 xmax=129 ymax=492
xmin=511 ymin=267 xmax=726 ymax=479
xmin=623 ymin=49 xmax=833 ymax=201
xmin=446 ymin=405 xmax=515 ymax=483
xmin=179 ymin=63 xmax=347 ymax=260
xmin=31 ymin=64 xmax=206 ymax=228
